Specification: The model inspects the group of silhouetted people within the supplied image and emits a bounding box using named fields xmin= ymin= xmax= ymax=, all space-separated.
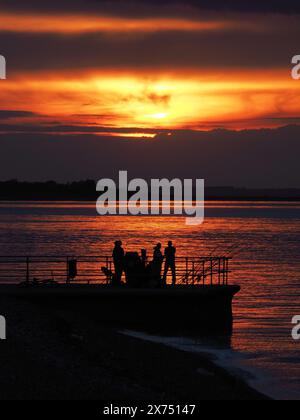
xmin=112 ymin=240 xmax=176 ymax=286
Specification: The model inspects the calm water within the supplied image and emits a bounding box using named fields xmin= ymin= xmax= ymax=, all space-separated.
xmin=0 ymin=201 xmax=299 ymax=399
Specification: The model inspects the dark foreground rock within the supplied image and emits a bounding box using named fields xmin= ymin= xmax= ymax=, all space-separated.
xmin=0 ymin=296 xmax=267 ymax=400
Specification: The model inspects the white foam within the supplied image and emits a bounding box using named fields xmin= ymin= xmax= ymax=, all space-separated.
xmin=121 ymin=330 xmax=300 ymax=400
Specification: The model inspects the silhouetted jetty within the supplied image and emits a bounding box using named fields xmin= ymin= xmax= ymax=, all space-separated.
xmin=0 ymin=254 xmax=239 ymax=334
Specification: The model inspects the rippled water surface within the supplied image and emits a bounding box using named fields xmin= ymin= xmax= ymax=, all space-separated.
xmin=0 ymin=201 xmax=299 ymax=399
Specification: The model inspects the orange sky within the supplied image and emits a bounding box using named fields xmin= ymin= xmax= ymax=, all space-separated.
xmin=0 ymin=12 xmax=236 ymax=33
xmin=0 ymin=8 xmax=300 ymax=135
xmin=1 ymin=69 xmax=299 ymax=133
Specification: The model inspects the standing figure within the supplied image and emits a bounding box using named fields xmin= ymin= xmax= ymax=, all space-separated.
xmin=112 ymin=240 xmax=125 ymax=284
xmin=152 ymin=243 xmax=164 ymax=285
xmin=163 ymin=241 xmax=176 ymax=285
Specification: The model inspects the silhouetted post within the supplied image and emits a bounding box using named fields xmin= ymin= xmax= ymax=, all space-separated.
xmin=26 ymin=257 xmax=30 ymax=285
xmin=192 ymin=261 xmax=195 ymax=284
xmin=202 ymin=260 xmax=205 ymax=285
xmin=141 ymin=249 xmax=147 ymax=268
xmin=185 ymin=258 xmax=188 ymax=282
xmin=218 ymin=258 xmax=221 ymax=285
xmin=210 ymin=259 xmax=213 ymax=285
xmin=66 ymin=257 xmax=69 ymax=284
xmin=226 ymin=258 xmax=229 ymax=285
xmin=108 ymin=257 xmax=113 ymax=278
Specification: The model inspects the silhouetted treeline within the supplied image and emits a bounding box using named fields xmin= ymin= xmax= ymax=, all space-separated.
xmin=0 ymin=180 xmax=97 ymax=201
xmin=0 ymin=180 xmax=299 ymax=201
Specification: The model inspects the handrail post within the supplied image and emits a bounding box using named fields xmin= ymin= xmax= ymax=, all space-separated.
xmin=226 ymin=258 xmax=229 ymax=285
xmin=192 ymin=261 xmax=195 ymax=284
xmin=106 ymin=257 xmax=109 ymax=284
xmin=66 ymin=257 xmax=69 ymax=284
xmin=26 ymin=257 xmax=30 ymax=285
xmin=185 ymin=257 xmax=188 ymax=284
xmin=210 ymin=259 xmax=213 ymax=285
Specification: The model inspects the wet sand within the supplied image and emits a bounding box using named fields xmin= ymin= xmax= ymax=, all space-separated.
xmin=0 ymin=295 xmax=268 ymax=400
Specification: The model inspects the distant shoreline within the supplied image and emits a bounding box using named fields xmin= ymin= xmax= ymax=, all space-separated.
xmin=0 ymin=181 xmax=299 ymax=202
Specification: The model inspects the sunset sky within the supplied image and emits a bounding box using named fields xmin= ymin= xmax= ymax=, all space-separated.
xmin=0 ymin=0 xmax=300 ymax=186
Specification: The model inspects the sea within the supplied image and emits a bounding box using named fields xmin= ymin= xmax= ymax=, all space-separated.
xmin=0 ymin=200 xmax=299 ymax=399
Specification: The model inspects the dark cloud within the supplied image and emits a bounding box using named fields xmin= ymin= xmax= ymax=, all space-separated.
xmin=148 ymin=0 xmax=300 ymax=13
xmin=0 ymin=125 xmax=299 ymax=188
xmin=1 ymin=0 xmax=300 ymax=15
xmin=1 ymin=1 xmax=298 ymax=73
xmin=0 ymin=122 xmax=162 ymax=134
xmin=0 ymin=110 xmax=37 ymax=119
xmin=3 ymin=113 xmax=300 ymax=135
xmin=2 ymin=25 xmax=298 ymax=72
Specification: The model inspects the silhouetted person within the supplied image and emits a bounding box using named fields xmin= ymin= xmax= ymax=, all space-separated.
xmin=153 ymin=243 xmax=164 ymax=284
xmin=113 ymin=240 xmax=124 ymax=284
xmin=163 ymin=241 xmax=176 ymax=285
xmin=153 ymin=243 xmax=163 ymax=262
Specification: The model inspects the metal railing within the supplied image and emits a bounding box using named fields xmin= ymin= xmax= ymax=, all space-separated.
xmin=0 ymin=255 xmax=231 ymax=286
